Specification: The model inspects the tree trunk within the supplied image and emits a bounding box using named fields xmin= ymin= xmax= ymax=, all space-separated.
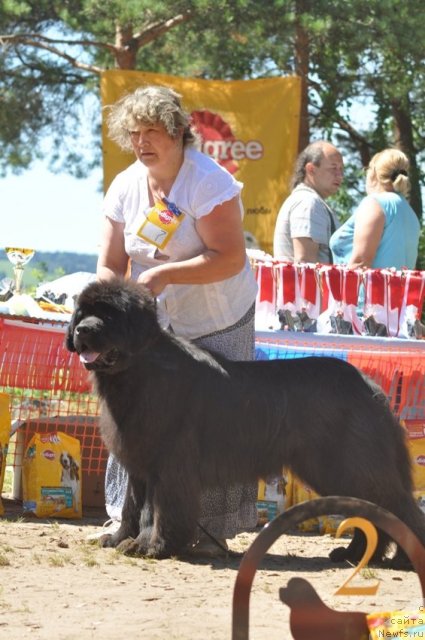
xmin=294 ymin=0 xmax=310 ymax=152
xmin=115 ymin=24 xmax=137 ymax=69
xmin=391 ymin=97 xmax=422 ymax=220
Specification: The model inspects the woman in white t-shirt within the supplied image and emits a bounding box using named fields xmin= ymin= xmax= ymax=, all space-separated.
xmin=96 ymin=85 xmax=258 ymax=557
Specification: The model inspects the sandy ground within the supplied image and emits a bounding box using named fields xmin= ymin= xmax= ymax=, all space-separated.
xmin=1 ymin=498 xmax=424 ymax=640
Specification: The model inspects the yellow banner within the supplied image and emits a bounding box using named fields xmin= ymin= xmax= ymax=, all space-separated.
xmin=101 ymin=70 xmax=301 ymax=254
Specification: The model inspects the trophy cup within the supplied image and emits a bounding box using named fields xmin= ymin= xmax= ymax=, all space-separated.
xmin=4 ymin=247 xmax=36 ymax=315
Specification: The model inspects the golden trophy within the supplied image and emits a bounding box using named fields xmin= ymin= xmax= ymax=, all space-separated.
xmin=5 ymin=247 xmax=36 ymax=315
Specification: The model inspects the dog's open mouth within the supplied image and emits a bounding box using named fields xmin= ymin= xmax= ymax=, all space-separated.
xmin=78 ymin=347 xmax=121 ymax=371
xmin=79 ymin=350 xmax=100 ymax=365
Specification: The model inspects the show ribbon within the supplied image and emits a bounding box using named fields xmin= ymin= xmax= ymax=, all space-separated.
xmin=162 ymin=197 xmax=182 ymax=217
xmin=258 ymin=263 xmax=275 ymax=304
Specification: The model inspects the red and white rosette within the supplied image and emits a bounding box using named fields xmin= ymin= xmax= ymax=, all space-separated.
xmin=363 ymin=268 xmax=389 ymax=333
xmin=398 ymin=270 xmax=425 ymax=339
xmin=341 ymin=268 xmax=363 ymax=334
xmin=296 ymin=263 xmax=321 ymax=320
xmin=386 ymin=268 xmax=404 ymax=337
xmin=254 ymin=260 xmax=278 ymax=330
xmin=316 ymin=265 xmax=362 ymax=334
xmin=316 ymin=266 xmax=342 ymax=333
xmin=275 ymin=262 xmax=297 ymax=316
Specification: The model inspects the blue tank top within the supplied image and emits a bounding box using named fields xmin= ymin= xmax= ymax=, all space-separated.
xmin=330 ymin=191 xmax=420 ymax=269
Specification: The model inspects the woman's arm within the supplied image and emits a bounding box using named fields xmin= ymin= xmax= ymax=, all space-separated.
xmin=96 ymin=217 xmax=129 ymax=281
xmin=348 ymin=197 xmax=385 ymax=269
xmin=137 ymin=196 xmax=247 ymax=295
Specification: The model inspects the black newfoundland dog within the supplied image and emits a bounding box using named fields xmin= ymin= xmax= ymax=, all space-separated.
xmin=66 ymin=278 xmax=425 ymax=564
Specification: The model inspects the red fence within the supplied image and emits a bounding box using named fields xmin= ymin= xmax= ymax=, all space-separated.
xmin=0 ymin=318 xmax=91 ymax=392
xmin=0 ymin=318 xmax=105 ymax=491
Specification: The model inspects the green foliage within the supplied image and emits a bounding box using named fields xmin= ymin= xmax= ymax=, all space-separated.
xmin=0 ymin=0 xmax=424 ymax=270
xmin=29 ymin=262 xmax=66 ymax=292
xmin=417 ymin=226 xmax=425 ymax=272
xmin=328 ymin=157 xmax=366 ymax=223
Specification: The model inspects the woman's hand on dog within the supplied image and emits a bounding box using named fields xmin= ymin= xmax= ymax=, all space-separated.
xmin=137 ymin=267 xmax=169 ymax=296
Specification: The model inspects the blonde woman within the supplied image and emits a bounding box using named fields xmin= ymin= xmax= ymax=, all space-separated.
xmin=330 ymin=149 xmax=420 ymax=269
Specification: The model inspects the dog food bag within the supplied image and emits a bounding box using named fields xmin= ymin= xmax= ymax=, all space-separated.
xmin=22 ymin=432 xmax=82 ymax=519
xmin=403 ymin=419 xmax=425 ymax=513
xmin=257 ymin=472 xmax=291 ymax=525
xmin=0 ymin=393 xmax=11 ymax=517
xmin=289 ymin=473 xmax=322 ymax=532
xmin=289 ymin=472 xmax=348 ymax=535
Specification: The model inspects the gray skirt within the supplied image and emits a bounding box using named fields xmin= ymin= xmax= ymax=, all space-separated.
xmin=105 ymin=303 xmax=258 ymax=539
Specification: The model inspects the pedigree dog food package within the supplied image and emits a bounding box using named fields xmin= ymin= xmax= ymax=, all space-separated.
xmin=23 ymin=432 xmax=82 ymax=519
xmin=290 ymin=474 xmax=322 ymax=532
xmin=257 ymin=471 xmax=291 ymax=525
xmin=402 ymin=419 xmax=425 ymax=514
xmin=290 ymin=472 xmax=349 ymax=535
xmin=0 ymin=393 xmax=11 ymax=517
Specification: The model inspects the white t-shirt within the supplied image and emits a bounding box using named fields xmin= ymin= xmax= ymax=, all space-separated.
xmin=103 ymin=147 xmax=258 ymax=339
xmin=273 ymin=184 xmax=340 ymax=264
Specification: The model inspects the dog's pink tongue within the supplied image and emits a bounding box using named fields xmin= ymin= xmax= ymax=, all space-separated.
xmin=79 ymin=351 xmax=100 ymax=364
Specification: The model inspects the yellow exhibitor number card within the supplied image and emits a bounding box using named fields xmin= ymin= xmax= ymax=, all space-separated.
xmin=137 ymin=199 xmax=184 ymax=249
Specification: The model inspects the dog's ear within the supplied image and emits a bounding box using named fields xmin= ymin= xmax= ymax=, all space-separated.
xmin=65 ymin=313 xmax=77 ymax=352
xmin=127 ymin=285 xmax=163 ymax=348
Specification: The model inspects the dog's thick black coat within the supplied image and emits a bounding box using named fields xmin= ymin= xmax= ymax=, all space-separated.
xmin=66 ymin=278 xmax=425 ymax=562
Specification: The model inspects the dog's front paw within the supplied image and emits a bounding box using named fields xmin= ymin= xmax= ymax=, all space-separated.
xmin=115 ymin=531 xmax=152 ymax=557
xmin=116 ymin=535 xmax=174 ymax=559
xmin=97 ymin=520 xmax=139 ymax=549
xmin=115 ymin=537 xmax=145 ymax=555
xmin=329 ymin=545 xmax=352 ymax=563
xmin=98 ymin=533 xmax=120 ymax=548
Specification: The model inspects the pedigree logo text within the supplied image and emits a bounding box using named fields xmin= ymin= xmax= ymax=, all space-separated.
xmin=191 ymin=109 xmax=263 ymax=175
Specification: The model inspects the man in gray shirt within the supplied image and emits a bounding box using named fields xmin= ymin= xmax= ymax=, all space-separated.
xmin=273 ymin=141 xmax=344 ymax=264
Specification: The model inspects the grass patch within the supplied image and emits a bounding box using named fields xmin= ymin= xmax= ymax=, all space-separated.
xmin=361 ymin=565 xmax=380 ymax=580
xmin=31 ymin=553 xmax=42 ymax=565
xmin=80 ymin=547 xmax=100 ymax=567
xmin=48 ymin=553 xmax=71 ymax=567
xmin=83 ymin=556 xmax=99 ymax=567
xmin=0 ymin=552 xmax=11 ymax=566
xmin=123 ymin=556 xmax=139 ymax=567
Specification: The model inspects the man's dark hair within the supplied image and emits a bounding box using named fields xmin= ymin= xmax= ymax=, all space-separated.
xmin=291 ymin=141 xmax=328 ymax=189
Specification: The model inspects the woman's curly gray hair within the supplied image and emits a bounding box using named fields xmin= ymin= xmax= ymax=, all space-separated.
xmin=105 ymin=85 xmax=199 ymax=151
